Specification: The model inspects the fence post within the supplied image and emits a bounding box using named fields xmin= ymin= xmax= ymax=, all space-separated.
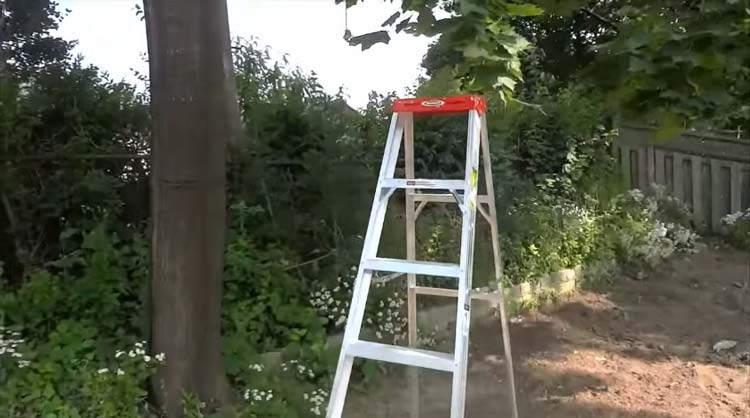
xmin=654 ymin=149 xmax=665 ymax=186
xmin=731 ymin=162 xmax=742 ymax=214
xmin=691 ymin=155 xmax=704 ymax=227
xmin=620 ymin=145 xmax=631 ymax=189
xmin=673 ymin=152 xmax=685 ymax=201
xmin=638 ymin=148 xmax=648 ymax=189
xmin=710 ymin=159 xmax=722 ymax=231
xmin=646 ymin=146 xmax=655 ymax=186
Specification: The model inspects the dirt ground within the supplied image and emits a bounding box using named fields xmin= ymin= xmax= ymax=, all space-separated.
xmin=348 ymin=244 xmax=750 ymax=418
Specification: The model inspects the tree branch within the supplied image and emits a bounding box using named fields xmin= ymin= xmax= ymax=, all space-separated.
xmin=581 ymin=7 xmax=620 ymax=33
xmin=284 ymin=251 xmax=335 ymax=271
xmin=1 ymin=192 xmax=29 ymax=265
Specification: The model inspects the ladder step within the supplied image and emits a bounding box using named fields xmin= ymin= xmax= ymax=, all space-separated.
xmin=414 ymin=286 xmax=503 ymax=302
xmin=414 ymin=193 xmax=493 ymax=204
xmin=346 ymin=340 xmax=455 ymax=372
xmin=381 ymin=178 xmax=466 ymax=190
xmin=364 ymin=257 xmax=461 ymax=278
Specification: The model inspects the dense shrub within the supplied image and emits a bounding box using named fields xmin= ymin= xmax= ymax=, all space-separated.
xmin=0 ymin=220 xmax=336 ymax=417
xmin=0 ymin=225 xmax=148 ymax=346
xmin=601 ymin=187 xmax=698 ymax=268
xmin=0 ymin=331 xmax=161 ymax=418
xmin=501 ymin=194 xmax=601 ymax=284
xmin=222 ymin=202 xmax=326 ymax=376
xmin=0 ymin=225 xmax=156 ymax=418
xmin=721 ymin=209 xmax=750 ymax=249
xmin=0 ymin=61 xmax=150 ymax=278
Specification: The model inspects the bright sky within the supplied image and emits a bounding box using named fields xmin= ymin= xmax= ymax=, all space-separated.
xmin=55 ymin=0 xmax=437 ymax=108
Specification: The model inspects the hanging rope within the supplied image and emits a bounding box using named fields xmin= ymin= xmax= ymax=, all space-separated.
xmin=343 ymin=2 xmax=352 ymax=42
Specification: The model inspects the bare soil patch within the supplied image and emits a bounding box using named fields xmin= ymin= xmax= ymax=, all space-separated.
xmin=347 ymin=245 xmax=750 ymax=418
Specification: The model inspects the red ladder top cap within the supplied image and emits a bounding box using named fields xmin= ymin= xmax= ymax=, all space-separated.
xmin=392 ymin=95 xmax=487 ymax=115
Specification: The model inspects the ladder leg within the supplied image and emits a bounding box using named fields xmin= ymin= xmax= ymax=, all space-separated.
xmin=480 ymin=114 xmax=519 ymax=418
xmin=326 ymin=113 xmax=405 ymax=418
xmin=404 ymin=113 xmax=418 ymax=348
xmin=450 ymin=110 xmax=482 ymax=418
xmin=327 ymin=270 xmax=375 ymax=417
xmin=403 ymin=113 xmax=420 ymax=418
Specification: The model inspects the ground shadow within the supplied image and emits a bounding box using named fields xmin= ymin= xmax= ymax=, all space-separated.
xmin=346 ymin=246 xmax=750 ymax=418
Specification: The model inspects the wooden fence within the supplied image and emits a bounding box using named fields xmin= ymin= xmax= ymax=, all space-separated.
xmin=614 ymin=124 xmax=750 ymax=231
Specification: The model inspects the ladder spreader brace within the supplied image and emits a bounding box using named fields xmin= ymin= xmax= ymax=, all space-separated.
xmin=326 ymin=95 xmax=519 ymax=418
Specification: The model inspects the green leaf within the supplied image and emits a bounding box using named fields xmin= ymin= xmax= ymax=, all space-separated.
xmin=534 ymin=0 xmax=582 ymax=15
xmin=487 ymin=20 xmax=512 ymax=35
xmin=395 ymin=17 xmax=412 ymax=33
xmin=696 ymin=51 xmax=722 ymax=69
xmin=381 ymin=11 xmax=401 ymax=27
xmin=505 ymin=3 xmax=544 ymax=17
xmin=654 ymin=114 xmax=685 ymax=141
xmin=624 ymin=32 xmax=651 ymax=50
xmin=81 ymin=225 xmax=109 ymax=251
xmin=416 ymin=9 xmax=437 ymax=33
xmin=501 ymin=35 xmax=531 ymax=56
xmin=460 ymin=0 xmax=488 ymax=16
xmin=495 ymin=76 xmax=517 ymax=91
xmin=686 ymin=76 xmax=701 ymax=94
xmin=461 ymin=44 xmax=500 ymax=61
xmin=628 ymin=57 xmax=655 ymax=73
xmin=348 ymin=31 xmax=391 ymax=50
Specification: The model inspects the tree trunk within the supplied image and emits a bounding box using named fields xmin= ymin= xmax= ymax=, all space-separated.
xmin=144 ymin=0 xmax=239 ymax=416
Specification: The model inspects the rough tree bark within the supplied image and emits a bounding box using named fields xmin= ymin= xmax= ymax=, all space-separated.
xmin=144 ymin=0 xmax=240 ymax=416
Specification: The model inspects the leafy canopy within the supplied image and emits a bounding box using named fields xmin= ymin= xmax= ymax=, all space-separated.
xmin=337 ymin=0 xmax=542 ymax=104
xmin=340 ymin=0 xmax=750 ymax=131
xmin=588 ymin=0 xmax=750 ymax=133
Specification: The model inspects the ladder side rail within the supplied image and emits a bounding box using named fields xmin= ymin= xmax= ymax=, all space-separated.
xmin=326 ymin=112 xmax=405 ymax=418
xmin=480 ymin=113 xmax=520 ymax=418
xmin=403 ymin=112 xmax=421 ymax=418
xmin=404 ymin=112 xmax=418 ymax=348
xmin=449 ymin=109 xmax=482 ymax=418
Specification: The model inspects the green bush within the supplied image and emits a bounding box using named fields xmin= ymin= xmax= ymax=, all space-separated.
xmin=501 ymin=194 xmax=601 ymax=284
xmin=222 ymin=203 xmax=326 ymax=376
xmin=721 ymin=209 xmax=750 ymax=249
xmin=0 ymin=218 xmax=337 ymax=418
xmin=499 ymin=185 xmax=700 ymax=286
xmin=0 ymin=223 xmax=156 ymax=417
xmin=0 ymin=322 xmax=161 ymax=418
xmin=601 ymin=188 xmax=698 ymax=268
xmin=181 ymin=358 xmax=332 ymax=418
xmin=0 ymin=225 xmax=148 ymax=346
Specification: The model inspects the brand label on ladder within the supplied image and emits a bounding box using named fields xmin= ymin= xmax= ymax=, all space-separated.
xmin=421 ymin=99 xmax=446 ymax=107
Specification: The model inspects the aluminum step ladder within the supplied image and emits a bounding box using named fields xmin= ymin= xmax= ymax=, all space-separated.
xmin=326 ymin=95 xmax=519 ymax=418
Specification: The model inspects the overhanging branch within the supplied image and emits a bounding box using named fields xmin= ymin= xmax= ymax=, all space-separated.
xmin=581 ymin=7 xmax=620 ymax=33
